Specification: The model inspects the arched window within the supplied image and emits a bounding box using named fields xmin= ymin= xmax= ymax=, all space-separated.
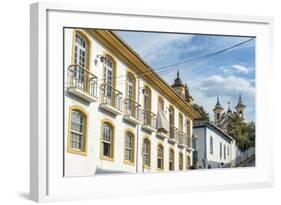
xmin=101 ymin=121 xmax=114 ymax=160
xmin=220 ymin=142 xmax=222 ymax=159
xmin=143 ymin=138 xmax=151 ymax=168
xmin=68 ymin=106 xmax=88 ymax=155
xmin=179 ymin=152 xmax=183 ymax=170
xmin=72 ymin=31 xmax=91 ymax=92
xmin=186 ymin=156 xmax=191 ymax=170
xmin=74 ymin=31 xmax=89 ymax=70
xmin=169 ymin=149 xmax=175 ymax=171
xmin=179 ymin=113 xmax=183 ymax=131
xmin=127 ymin=72 xmax=136 ymax=100
xmin=124 ymin=131 xmax=135 ymax=164
xmin=224 ymin=145 xmax=226 ymax=160
xmin=210 ymin=136 xmax=213 ymax=154
xmin=157 ymin=144 xmax=164 ymax=170
xmin=143 ymin=86 xmax=151 ymax=111
xmin=158 ymin=96 xmax=164 ymax=113
xmin=103 ymin=55 xmax=116 ymax=105
xmin=169 ymin=106 xmax=175 ymax=139
xmin=143 ymin=87 xmax=152 ymax=125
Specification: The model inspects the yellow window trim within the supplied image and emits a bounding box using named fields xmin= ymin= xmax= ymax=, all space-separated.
xmin=124 ymin=128 xmax=135 ymax=166
xmin=71 ymin=29 xmax=92 ymax=72
xmin=179 ymin=151 xmax=184 ymax=171
xmin=143 ymin=136 xmax=151 ymax=169
xmin=102 ymin=51 xmax=117 ymax=88
xmin=125 ymin=70 xmax=137 ymax=101
xmin=100 ymin=119 xmax=115 ymax=162
xmin=67 ymin=105 xmax=89 ymax=156
xmin=157 ymin=142 xmax=164 ymax=171
xmin=169 ymin=147 xmax=175 ymax=171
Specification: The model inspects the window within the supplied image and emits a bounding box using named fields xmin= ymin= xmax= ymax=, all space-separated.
xmin=210 ymin=136 xmax=213 ymax=154
xmin=101 ymin=122 xmax=114 ymax=160
xmin=143 ymin=87 xmax=152 ymax=125
xmin=127 ymin=73 xmax=135 ymax=100
xmin=74 ymin=32 xmax=88 ymax=70
xmin=169 ymin=149 xmax=175 ymax=171
xmin=186 ymin=119 xmax=191 ymax=137
xmin=224 ymin=145 xmax=226 ymax=160
xmin=227 ymin=146 xmax=230 ymax=156
xmin=157 ymin=144 xmax=164 ymax=170
xmin=72 ymin=31 xmax=90 ymax=91
xmin=186 ymin=156 xmax=191 ymax=169
xmin=124 ymin=132 xmax=134 ymax=164
xmin=220 ymin=142 xmax=222 ymax=159
xmin=158 ymin=96 xmax=164 ymax=112
xmin=68 ymin=106 xmax=88 ymax=155
xmin=179 ymin=152 xmax=183 ymax=170
xmin=179 ymin=113 xmax=183 ymax=131
xmin=103 ymin=55 xmax=115 ymax=105
xmin=143 ymin=138 xmax=151 ymax=168
xmin=216 ymin=113 xmax=220 ymax=121
xmin=169 ymin=106 xmax=175 ymax=138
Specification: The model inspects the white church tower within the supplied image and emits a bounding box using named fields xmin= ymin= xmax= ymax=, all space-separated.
xmin=235 ymin=94 xmax=246 ymax=120
xmin=213 ymin=96 xmax=224 ymax=123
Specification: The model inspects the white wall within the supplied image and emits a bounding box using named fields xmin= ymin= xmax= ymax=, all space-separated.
xmin=64 ymin=28 xmax=193 ymax=176
xmin=0 ymin=0 xmax=280 ymax=205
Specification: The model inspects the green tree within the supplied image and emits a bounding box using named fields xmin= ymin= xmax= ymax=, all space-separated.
xmin=226 ymin=115 xmax=255 ymax=152
xmin=192 ymin=103 xmax=209 ymax=121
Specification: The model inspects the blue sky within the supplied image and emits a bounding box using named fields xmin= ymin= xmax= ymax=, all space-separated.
xmin=115 ymin=31 xmax=256 ymax=122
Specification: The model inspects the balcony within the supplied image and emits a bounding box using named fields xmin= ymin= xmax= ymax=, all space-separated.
xmin=177 ymin=130 xmax=187 ymax=148
xmin=123 ymin=98 xmax=141 ymax=125
xmin=186 ymin=136 xmax=194 ymax=151
xmin=168 ymin=126 xmax=178 ymax=144
xmin=100 ymin=83 xmax=123 ymax=115
xmin=67 ymin=64 xmax=98 ymax=102
xmin=141 ymin=109 xmax=157 ymax=132
xmin=156 ymin=129 xmax=169 ymax=139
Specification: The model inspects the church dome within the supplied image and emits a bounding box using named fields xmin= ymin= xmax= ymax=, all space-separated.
xmin=171 ymin=70 xmax=184 ymax=88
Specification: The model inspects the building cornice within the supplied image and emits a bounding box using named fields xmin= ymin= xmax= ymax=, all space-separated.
xmin=87 ymin=29 xmax=201 ymax=120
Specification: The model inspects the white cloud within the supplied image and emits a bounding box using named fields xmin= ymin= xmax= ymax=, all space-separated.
xmin=220 ymin=64 xmax=253 ymax=74
xmin=191 ymin=75 xmax=255 ymax=122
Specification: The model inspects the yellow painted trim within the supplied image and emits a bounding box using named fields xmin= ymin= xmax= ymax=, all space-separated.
xmin=71 ymin=29 xmax=92 ymax=73
xmin=142 ymin=136 xmax=151 ymax=169
xmin=169 ymin=147 xmax=175 ymax=171
xmin=100 ymin=119 xmax=115 ymax=162
xmin=124 ymin=128 xmax=135 ymax=166
xmin=158 ymin=95 xmax=165 ymax=113
xmin=178 ymin=151 xmax=184 ymax=171
xmin=87 ymin=30 xmax=201 ymax=120
xmin=157 ymin=142 xmax=164 ymax=171
xmin=143 ymin=84 xmax=152 ymax=111
xmin=125 ymin=70 xmax=137 ymax=101
xmin=67 ymin=105 xmax=88 ymax=156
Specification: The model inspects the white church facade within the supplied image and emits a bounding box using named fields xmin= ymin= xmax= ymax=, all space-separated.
xmin=63 ymin=28 xmax=201 ymax=176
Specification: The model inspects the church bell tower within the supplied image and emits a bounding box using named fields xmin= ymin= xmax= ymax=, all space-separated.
xmin=235 ymin=94 xmax=246 ymax=120
xmin=213 ymin=96 xmax=224 ymax=123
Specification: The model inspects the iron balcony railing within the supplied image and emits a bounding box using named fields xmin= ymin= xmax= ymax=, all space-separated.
xmin=67 ymin=64 xmax=98 ymax=97
xmin=177 ymin=130 xmax=187 ymax=146
xmin=187 ymin=136 xmax=193 ymax=148
xmin=169 ymin=125 xmax=178 ymax=141
xmin=124 ymin=98 xmax=141 ymax=121
xmin=100 ymin=83 xmax=122 ymax=111
xmin=142 ymin=109 xmax=157 ymax=129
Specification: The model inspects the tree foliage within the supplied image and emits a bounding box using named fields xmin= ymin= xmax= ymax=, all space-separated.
xmin=192 ymin=103 xmax=209 ymax=121
xmin=226 ymin=115 xmax=255 ymax=152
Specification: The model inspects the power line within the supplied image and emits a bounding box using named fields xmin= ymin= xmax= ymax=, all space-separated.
xmin=94 ymin=37 xmax=255 ymax=83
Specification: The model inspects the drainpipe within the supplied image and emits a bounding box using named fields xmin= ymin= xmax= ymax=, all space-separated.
xmin=136 ymin=75 xmax=140 ymax=173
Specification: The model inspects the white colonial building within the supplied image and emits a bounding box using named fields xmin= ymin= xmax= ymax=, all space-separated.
xmin=193 ymin=121 xmax=236 ymax=169
xmin=64 ymin=29 xmax=201 ymax=177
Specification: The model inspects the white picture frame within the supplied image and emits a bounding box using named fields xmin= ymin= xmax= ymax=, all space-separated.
xmin=30 ymin=2 xmax=274 ymax=202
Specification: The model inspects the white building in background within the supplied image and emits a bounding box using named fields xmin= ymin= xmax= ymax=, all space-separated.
xmin=64 ymin=28 xmax=201 ymax=177
xmin=193 ymin=121 xmax=236 ymax=169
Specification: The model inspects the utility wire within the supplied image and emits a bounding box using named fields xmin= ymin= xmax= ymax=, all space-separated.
xmin=94 ymin=37 xmax=255 ymax=83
